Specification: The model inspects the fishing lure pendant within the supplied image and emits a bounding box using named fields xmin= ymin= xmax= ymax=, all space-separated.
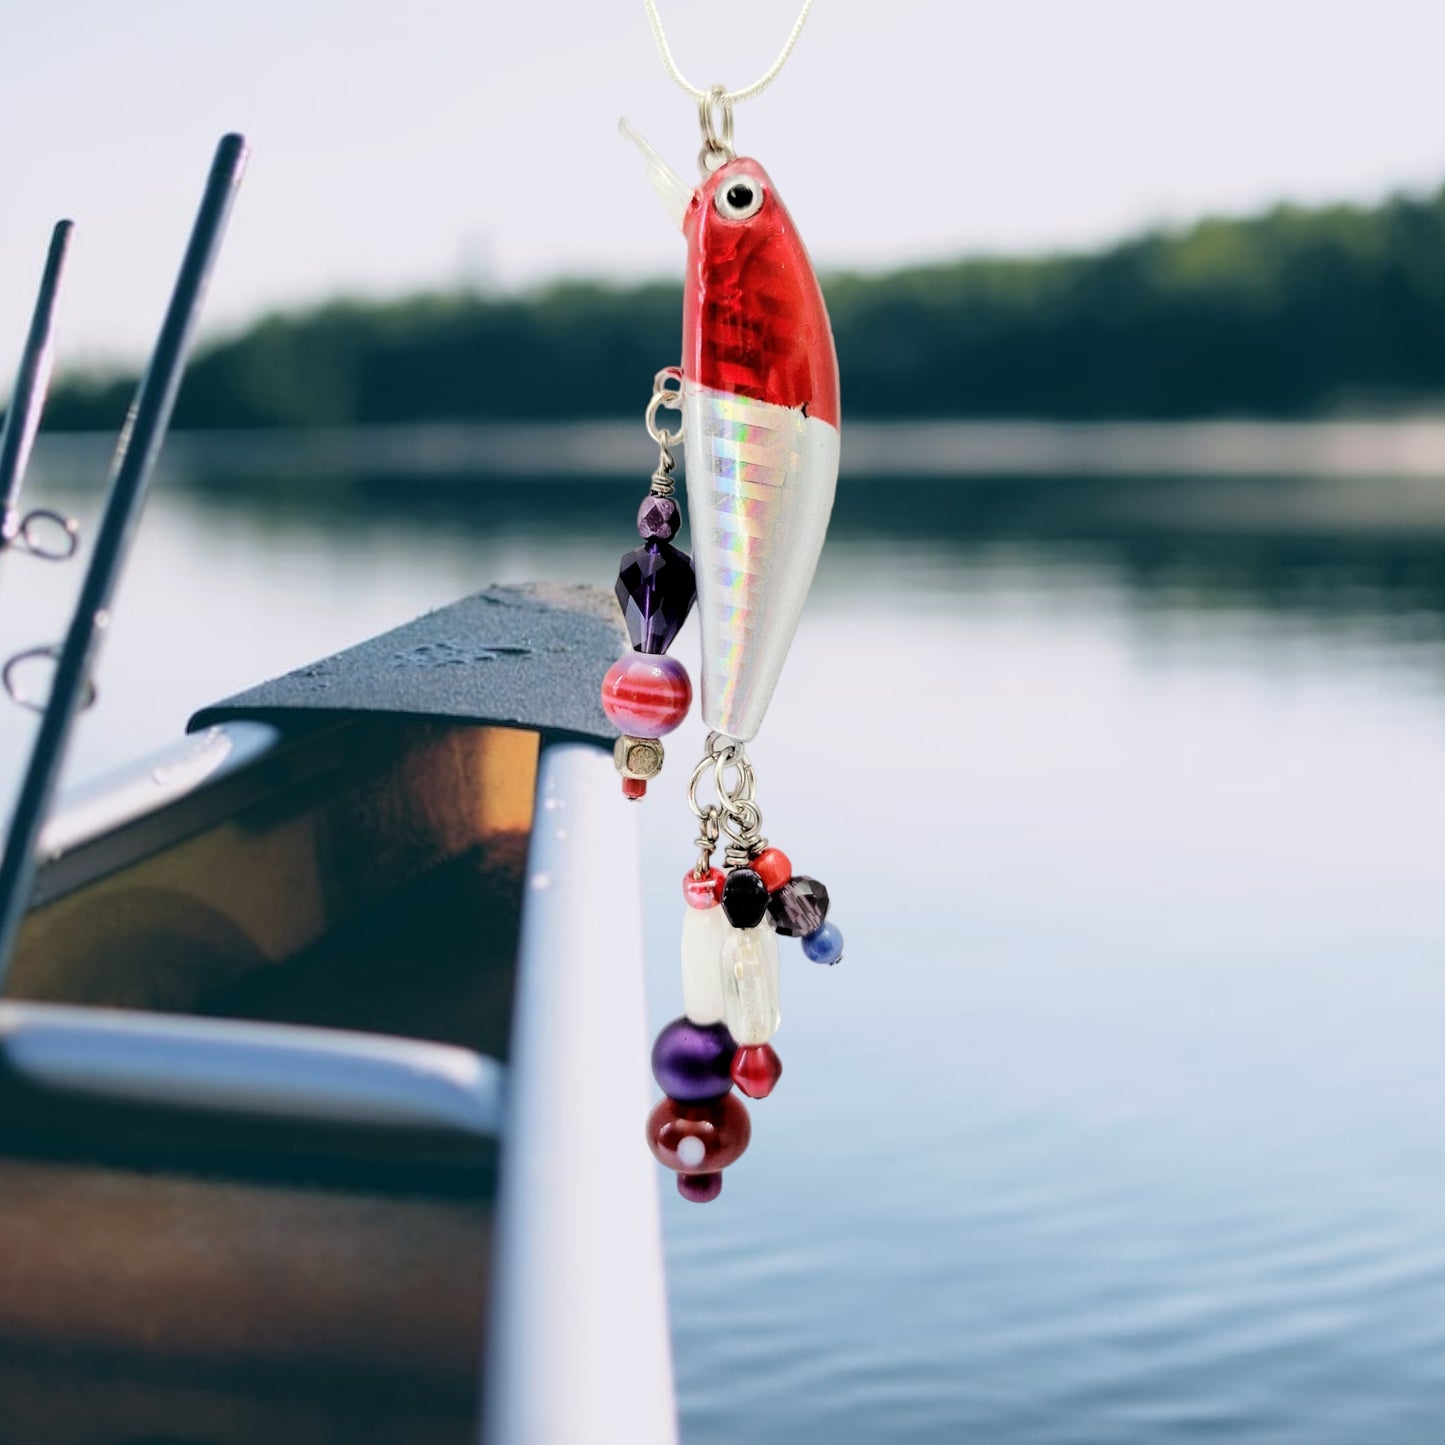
xmin=624 ymin=120 xmax=839 ymax=742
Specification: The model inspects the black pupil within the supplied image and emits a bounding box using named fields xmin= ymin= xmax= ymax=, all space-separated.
xmin=725 ymin=183 xmax=754 ymax=212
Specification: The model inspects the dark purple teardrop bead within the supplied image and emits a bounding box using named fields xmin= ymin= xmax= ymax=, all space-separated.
xmin=768 ymin=875 xmax=830 ymax=938
xmin=637 ymin=494 xmax=680 ymax=541
xmin=651 ymin=1016 xmax=736 ymax=1102
xmin=616 ymin=541 xmax=696 ymax=655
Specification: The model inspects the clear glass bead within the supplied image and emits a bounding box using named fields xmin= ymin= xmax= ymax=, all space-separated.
xmin=681 ymin=902 xmax=728 ymax=1025
xmin=721 ymin=920 xmax=780 ymax=1046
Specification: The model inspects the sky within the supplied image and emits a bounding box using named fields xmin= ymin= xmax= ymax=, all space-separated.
xmin=4 ymin=0 xmax=1445 ymax=370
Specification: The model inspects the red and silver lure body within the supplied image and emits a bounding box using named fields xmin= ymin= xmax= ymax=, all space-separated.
xmin=626 ymin=125 xmax=839 ymax=742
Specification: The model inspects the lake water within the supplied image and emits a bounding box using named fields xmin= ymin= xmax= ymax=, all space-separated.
xmin=4 ymin=435 xmax=1445 ymax=1442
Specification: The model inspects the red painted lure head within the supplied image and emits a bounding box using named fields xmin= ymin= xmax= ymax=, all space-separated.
xmin=682 ymin=157 xmax=839 ymax=429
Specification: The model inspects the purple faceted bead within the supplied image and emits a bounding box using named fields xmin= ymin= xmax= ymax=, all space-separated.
xmin=616 ymin=541 xmax=696 ymax=655
xmin=637 ymin=494 xmax=680 ymax=542
xmin=768 ymin=876 xmax=830 ymax=938
xmin=651 ymin=1016 xmax=736 ymax=1102
xmin=677 ymin=1171 xmax=724 ymax=1203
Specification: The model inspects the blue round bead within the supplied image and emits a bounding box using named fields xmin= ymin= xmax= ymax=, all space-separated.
xmin=801 ymin=920 xmax=844 ymax=966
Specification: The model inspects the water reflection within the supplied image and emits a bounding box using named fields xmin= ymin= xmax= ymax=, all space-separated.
xmin=5 ymin=457 xmax=1445 ymax=1443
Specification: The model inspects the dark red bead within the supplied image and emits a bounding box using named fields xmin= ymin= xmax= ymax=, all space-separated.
xmin=750 ymin=848 xmax=791 ymax=892
xmin=721 ymin=867 xmax=770 ymax=929
xmin=731 ymin=1043 xmax=782 ymax=1099
xmin=677 ymin=1171 xmax=723 ymax=1203
xmin=646 ymin=1094 xmax=751 ymax=1174
xmin=621 ymin=777 xmax=647 ymax=800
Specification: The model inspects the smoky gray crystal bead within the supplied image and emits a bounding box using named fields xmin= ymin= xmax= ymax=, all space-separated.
xmin=768 ymin=875 xmax=830 ymax=937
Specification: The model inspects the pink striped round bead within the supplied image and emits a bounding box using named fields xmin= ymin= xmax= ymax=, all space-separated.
xmin=601 ymin=653 xmax=692 ymax=738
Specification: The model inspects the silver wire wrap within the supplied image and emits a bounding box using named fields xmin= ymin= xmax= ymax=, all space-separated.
xmin=688 ymin=731 xmax=768 ymax=871
xmin=645 ymin=365 xmax=684 ymax=497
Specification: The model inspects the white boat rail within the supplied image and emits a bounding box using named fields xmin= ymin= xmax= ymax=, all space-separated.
xmin=483 ymin=741 xmax=677 ymax=1444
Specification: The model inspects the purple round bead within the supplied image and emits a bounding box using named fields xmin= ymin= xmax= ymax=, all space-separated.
xmin=651 ymin=1016 xmax=736 ymax=1102
xmin=677 ymin=1171 xmax=724 ymax=1203
xmin=637 ymin=494 xmax=680 ymax=541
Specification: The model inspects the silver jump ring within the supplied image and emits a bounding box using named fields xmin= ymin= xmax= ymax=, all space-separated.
xmin=688 ymin=751 xmax=718 ymax=821
xmin=645 ymin=389 xmax=684 ymax=449
xmin=713 ymin=748 xmax=755 ymax=810
xmin=698 ymin=84 xmax=736 ymax=173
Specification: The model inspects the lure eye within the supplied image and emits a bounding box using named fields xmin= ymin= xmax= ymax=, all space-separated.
xmin=714 ymin=177 xmax=764 ymax=222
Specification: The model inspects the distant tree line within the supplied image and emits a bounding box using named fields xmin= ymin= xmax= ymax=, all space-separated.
xmin=38 ymin=185 xmax=1445 ymax=430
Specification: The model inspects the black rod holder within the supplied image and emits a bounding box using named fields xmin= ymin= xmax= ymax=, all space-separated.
xmin=0 ymin=133 xmax=248 ymax=988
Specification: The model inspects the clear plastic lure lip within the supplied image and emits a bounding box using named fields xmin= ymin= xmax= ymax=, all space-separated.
xmin=618 ymin=119 xmax=691 ymax=229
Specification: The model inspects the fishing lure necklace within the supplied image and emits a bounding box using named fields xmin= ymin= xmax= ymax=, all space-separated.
xmin=600 ymin=0 xmax=843 ymax=1203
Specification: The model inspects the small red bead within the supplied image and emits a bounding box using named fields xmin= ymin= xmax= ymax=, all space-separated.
xmin=601 ymin=653 xmax=692 ymax=738
xmin=731 ymin=1043 xmax=783 ymax=1099
xmin=621 ymin=777 xmax=647 ymax=800
xmin=750 ymin=847 xmax=792 ymax=893
xmin=683 ymin=867 xmax=725 ymax=908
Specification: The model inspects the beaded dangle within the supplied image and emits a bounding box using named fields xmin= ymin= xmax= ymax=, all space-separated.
xmin=606 ymin=0 xmax=842 ymax=1203
xmin=601 ymin=367 xmax=697 ymax=799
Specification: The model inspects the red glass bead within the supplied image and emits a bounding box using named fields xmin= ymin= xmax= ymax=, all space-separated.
xmin=646 ymin=1094 xmax=751 ymax=1174
xmin=621 ymin=777 xmax=647 ymax=800
xmin=601 ymin=653 xmax=692 ymax=738
xmin=682 ymin=867 xmax=725 ymax=909
xmin=731 ymin=1043 xmax=783 ymax=1099
xmin=677 ymin=1172 xmax=723 ymax=1203
xmin=750 ymin=847 xmax=792 ymax=893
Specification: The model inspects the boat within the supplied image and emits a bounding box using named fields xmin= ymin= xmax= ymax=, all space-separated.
xmin=0 ymin=583 xmax=677 ymax=1444
xmin=0 ymin=134 xmax=678 ymax=1444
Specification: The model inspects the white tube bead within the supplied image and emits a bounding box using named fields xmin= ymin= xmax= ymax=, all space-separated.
xmin=681 ymin=904 xmax=728 ymax=1025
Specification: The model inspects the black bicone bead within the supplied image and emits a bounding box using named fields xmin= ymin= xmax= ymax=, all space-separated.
xmin=721 ymin=867 xmax=770 ymax=930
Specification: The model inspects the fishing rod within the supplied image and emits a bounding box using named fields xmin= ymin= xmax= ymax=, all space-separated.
xmin=0 ymin=220 xmax=77 ymax=570
xmin=0 ymin=132 xmax=249 ymax=990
